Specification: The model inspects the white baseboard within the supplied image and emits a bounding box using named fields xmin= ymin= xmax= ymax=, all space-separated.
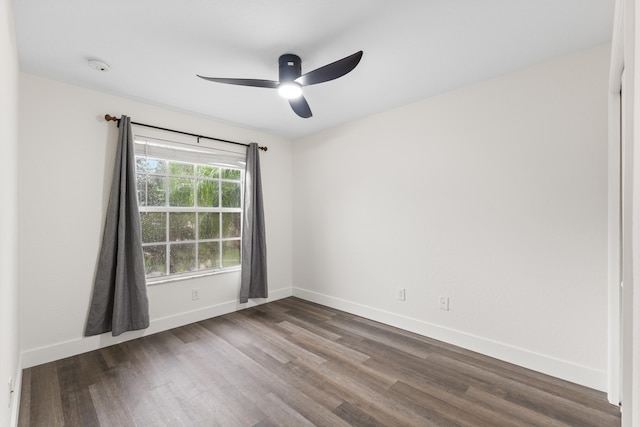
xmin=292 ymin=287 xmax=607 ymax=392
xmin=20 ymin=286 xmax=607 ymax=392
xmin=10 ymin=355 xmax=22 ymax=427
xmin=21 ymin=287 xmax=292 ymax=369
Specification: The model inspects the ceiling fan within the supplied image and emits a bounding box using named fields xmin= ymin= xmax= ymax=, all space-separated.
xmin=197 ymin=50 xmax=363 ymax=118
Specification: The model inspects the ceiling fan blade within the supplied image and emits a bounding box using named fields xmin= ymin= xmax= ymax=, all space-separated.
xmin=295 ymin=51 xmax=363 ymax=87
xmin=196 ymin=75 xmax=279 ymax=89
xmin=289 ymin=96 xmax=312 ymax=118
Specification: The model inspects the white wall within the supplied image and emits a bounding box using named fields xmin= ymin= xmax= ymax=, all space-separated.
xmin=18 ymin=74 xmax=293 ymax=367
xmin=293 ymin=44 xmax=610 ymax=390
xmin=0 ymin=0 xmax=21 ymax=423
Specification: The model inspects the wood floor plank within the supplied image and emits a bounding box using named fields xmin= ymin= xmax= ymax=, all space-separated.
xmin=274 ymin=298 xmax=338 ymax=320
xmin=186 ymin=389 xmax=247 ymax=427
xmin=207 ymin=353 xmax=308 ymax=425
xmin=238 ymin=342 xmax=345 ymax=412
xmin=27 ymin=363 xmax=64 ymax=426
xmin=259 ymin=392 xmax=316 ymax=426
xmin=388 ymin=380 xmax=491 ymax=427
xmin=56 ymin=357 xmax=100 ymax=426
xmin=288 ymin=357 xmax=422 ymax=427
xmin=351 ymin=336 xmax=473 ymax=394
xmin=88 ymin=374 xmax=137 ymax=427
xmin=203 ymin=317 xmax=295 ymax=364
xmin=327 ymin=315 xmax=433 ymax=359
xmin=256 ymin=305 xmax=342 ymax=341
xmin=176 ymin=343 xmax=267 ymax=426
xmin=19 ymin=297 xmax=620 ymax=427
xmin=332 ymin=401 xmax=391 ymax=427
xmin=278 ymin=320 xmax=371 ymax=364
xmin=207 ymin=326 xmax=352 ymax=427
xmin=293 ymin=357 xmax=438 ymax=426
xmin=17 ymin=369 xmax=31 ymax=427
xmin=464 ymin=386 xmax=573 ymax=427
xmin=225 ymin=310 xmax=327 ymax=365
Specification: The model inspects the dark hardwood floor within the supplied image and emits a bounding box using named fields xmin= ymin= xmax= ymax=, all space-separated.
xmin=19 ymin=297 xmax=620 ymax=426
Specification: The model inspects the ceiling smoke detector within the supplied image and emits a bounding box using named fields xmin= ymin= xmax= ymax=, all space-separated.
xmin=88 ymin=59 xmax=110 ymax=72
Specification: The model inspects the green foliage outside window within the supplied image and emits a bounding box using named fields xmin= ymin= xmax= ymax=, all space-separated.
xmin=136 ymin=157 xmax=242 ymax=279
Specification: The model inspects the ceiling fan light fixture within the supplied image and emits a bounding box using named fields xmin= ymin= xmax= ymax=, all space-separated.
xmin=197 ymin=50 xmax=362 ymax=118
xmin=278 ymin=82 xmax=303 ymax=99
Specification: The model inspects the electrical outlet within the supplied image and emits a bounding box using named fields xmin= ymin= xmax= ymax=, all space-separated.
xmin=439 ymin=296 xmax=450 ymax=311
xmin=397 ymin=288 xmax=406 ymax=301
xmin=192 ymin=289 xmax=200 ymax=300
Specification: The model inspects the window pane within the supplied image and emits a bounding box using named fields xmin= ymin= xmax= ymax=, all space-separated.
xmin=222 ymin=212 xmax=241 ymax=238
xmin=147 ymin=175 xmax=166 ymax=206
xmin=198 ymin=242 xmax=220 ymax=270
xmin=198 ymin=165 xmax=219 ymax=179
xmin=170 ymin=243 xmax=196 ymax=274
xmin=199 ymin=212 xmax=220 ymax=240
xmin=137 ymin=157 xmax=167 ymax=174
xmin=222 ymin=240 xmax=240 ymax=267
xmin=143 ymin=245 xmax=166 ymax=277
xmin=169 ymin=178 xmax=194 ymax=207
xmin=136 ymin=157 xmax=148 ymax=173
xmin=147 ymin=158 xmax=167 ymax=174
xmin=136 ymin=174 xmax=146 ymax=206
xmin=169 ymin=212 xmax=196 ymax=241
xmin=197 ymin=180 xmax=219 ymax=207
xmin=222 ymin=168 xmax=241 ymax=180
xmin=140 ymin=212 xmax=166 ymax=243
xmin=137 ymin=174 xmax=166 ymax=207
xmin=221 ymin=181 xmax=241 ymax=207
xmin=169 ymin=162 xmax=194 ymax=176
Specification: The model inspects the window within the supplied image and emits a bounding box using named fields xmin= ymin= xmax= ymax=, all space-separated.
xmin=134 ymin=136 xmax=244 ymax=282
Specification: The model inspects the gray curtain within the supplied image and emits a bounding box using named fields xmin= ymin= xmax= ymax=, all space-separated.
xmin=239 ymin=143 xmax=268 ymax=303
xmin=85 ymin=116 xmax=149 ymax=337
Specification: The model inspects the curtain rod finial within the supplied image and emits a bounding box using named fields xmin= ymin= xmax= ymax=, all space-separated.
xmin=259 ymin=146 xmax=268 ymax=151
xmin=105 ymin=114 xmax=119 ymax=122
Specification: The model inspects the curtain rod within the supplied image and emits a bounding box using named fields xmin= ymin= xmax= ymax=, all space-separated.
xmin=104 ymin=114 xmax=268 ymax=151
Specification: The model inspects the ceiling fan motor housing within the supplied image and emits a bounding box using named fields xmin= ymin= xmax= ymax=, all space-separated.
xmin=279 ymin=54 xmax=302 ymax=82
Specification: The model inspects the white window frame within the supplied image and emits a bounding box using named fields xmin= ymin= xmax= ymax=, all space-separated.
xmin=132 ymin=126 xmax=246 ymax=284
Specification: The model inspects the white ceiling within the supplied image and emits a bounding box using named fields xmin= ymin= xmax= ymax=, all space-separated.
xmin=13 ymin=0 xmax=614 ymax=140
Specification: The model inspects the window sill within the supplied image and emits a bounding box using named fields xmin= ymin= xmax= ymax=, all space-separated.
xmin=146 ymin=267 xmax=241 ymax=286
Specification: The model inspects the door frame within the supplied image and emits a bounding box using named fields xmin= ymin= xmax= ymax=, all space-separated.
xmin=608 ymin=0 xmax=623 ymax=407
xmin=609 ymin=1 xmax=640 ymax=425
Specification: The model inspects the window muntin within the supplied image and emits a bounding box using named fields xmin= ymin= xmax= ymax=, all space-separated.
xmin=136 ymin=157 xmax=242 ymax=281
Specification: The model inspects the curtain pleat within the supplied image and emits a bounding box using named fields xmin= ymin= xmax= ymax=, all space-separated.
xmin=239 ymin=142 xmax=268 ymax=303
xmin=85 ymin=116 xmax=149 ymax=337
